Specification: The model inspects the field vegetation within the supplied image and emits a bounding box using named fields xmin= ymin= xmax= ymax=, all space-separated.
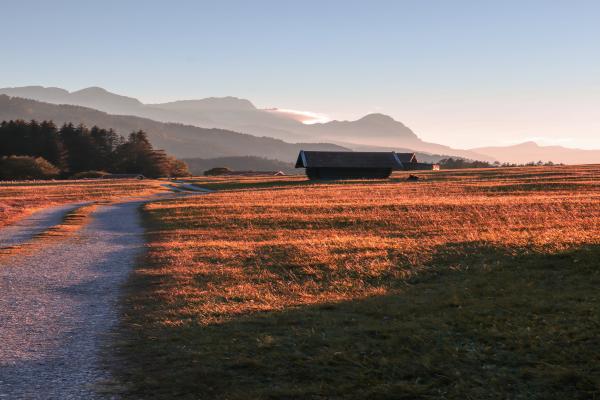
xmin=118 ymin=165 xmax=599 ymax=398
xmin=0 ymin=179 xmax=164 ymax=228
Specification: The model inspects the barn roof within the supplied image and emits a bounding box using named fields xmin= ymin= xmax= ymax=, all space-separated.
xmin=395 ymin=152 xmax=417 ymax=163
xmin=295 ymin=151 xmax=406 ymax=169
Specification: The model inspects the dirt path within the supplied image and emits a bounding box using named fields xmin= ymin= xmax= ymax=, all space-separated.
xmin=0 ymin=193 xmax=196 ymax=399
xmin=0 ymin=203 xmax=90 ymax=249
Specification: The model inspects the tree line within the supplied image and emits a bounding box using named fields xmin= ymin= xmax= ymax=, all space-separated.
xmin=0 ymin=119 xmax=189 ymax=179
xmin=438 ymin=157 xmax=562 ymax=169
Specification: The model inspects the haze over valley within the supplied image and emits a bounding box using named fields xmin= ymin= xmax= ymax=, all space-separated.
xmin=2 ymin=86 xmax=598 ymax=165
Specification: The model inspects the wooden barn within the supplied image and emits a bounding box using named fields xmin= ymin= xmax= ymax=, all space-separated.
xmin=295 ymin=151 xmax=439 ymax=179
xmin=295 ymin=151 xmax=407 ymax=179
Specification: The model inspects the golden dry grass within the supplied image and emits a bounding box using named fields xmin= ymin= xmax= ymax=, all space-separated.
xmin=136 ymin=165 xmax=599 ymax=325
xmin=0 ymin=179 xmax=164 ymax=228
xmin=115 ymin=165 xmax=599 ymax=398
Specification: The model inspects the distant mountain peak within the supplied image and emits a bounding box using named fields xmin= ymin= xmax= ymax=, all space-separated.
xmin=72 ymin=86 xmax=110 ymax=94
xmin=69 ymin=86 xmax=142 ymax=105
xmin=0 ymin=85 xmax=144 ymax=109
xmin=11 ymin=85 xmax=68 ymax=92
xmin=0 ymin=85 xmax=70 ymax=98
xmin=306 ymin=112 xmax=423 ymax=144
xmin=516 ymin=141 xmax=540 ymax=147
xmin=472 ymin=141 xmax=600 ymax=164
xmin=321 ymin=113 xmax=407 ymax=127
xmin=357 ymin=113 xmax=397 ymax=123
xmin=201 ymin=96 xmax=257 ymax=110
xmin=151 ymin=96 xmax=256 ymax=111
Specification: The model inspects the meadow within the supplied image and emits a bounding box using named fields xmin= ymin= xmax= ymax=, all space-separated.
xmin=114 ymin=165 xmax=600 ymax=399
xmin=0 ymin=179 xmax=164 ymax=228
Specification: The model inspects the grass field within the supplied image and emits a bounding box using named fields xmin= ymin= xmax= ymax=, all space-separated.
xmin=0 ymin=179 xmax=164 ymax=228
xmin=113 ymin=165 xmax=596 ymax=398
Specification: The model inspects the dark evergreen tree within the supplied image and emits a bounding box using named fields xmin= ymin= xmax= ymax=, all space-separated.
xmin=38 ymin=120 xmax=66 ymax=169
xmin=0 ymin=120 xmax=187 ymax=179
xmin=59 ymin=123 xmax=98 ymax=172
xmin=113 ymin=130 xmax=168 ymax=177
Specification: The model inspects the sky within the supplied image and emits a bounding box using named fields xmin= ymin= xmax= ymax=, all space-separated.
xmin=1 ymin=0 xmax=599 ymax=149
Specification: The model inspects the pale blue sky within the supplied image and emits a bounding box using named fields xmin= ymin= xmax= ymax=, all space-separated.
xmin=1 ymin=0 xmax=599 ymax=148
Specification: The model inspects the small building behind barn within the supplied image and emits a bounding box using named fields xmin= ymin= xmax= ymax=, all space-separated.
xmin=404 ymin=162 xmax=440 ymax=171
xmin=295 ymin=151 xmax=438 ymax=179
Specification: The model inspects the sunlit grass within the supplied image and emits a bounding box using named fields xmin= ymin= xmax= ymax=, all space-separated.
xmin=117 ymin=165 xmax=600 ymax=398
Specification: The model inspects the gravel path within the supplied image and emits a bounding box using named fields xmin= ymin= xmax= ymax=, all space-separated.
xmin=0 ymin=197 xmax=163 ymax=399
xmin=0 ymin=203 xmax=89 ymax=249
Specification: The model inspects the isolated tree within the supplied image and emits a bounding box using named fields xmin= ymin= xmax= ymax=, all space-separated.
xmin=165 ymin=156 xmax=190 ymax=177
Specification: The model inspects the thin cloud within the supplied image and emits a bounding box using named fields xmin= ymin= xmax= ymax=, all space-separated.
xmin=266 ymin=108 xmax=332 ymax=124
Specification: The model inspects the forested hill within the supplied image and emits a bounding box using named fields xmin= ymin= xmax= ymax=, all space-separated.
xmin=0 ymin=119 xmax=189 ymax=178
xmin=0 ymin=95 xmax=348 ymax=162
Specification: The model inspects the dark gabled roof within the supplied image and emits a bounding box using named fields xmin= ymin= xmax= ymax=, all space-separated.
xmin=395 ymin=152 xmax=417 ymax=163
xmin=295 ymin=151 xmax=405 ymax=169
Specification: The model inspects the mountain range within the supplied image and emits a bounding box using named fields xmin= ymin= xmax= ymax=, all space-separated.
xmin=0 ymin=86 xmax=491 ymax=161
xmin=472 ymin=142 xmax=600 ymax=165
xmin=0 ymin=85 xmax=598 ymax=165
xmin=0 ymin=95 xmax=346 ymax=161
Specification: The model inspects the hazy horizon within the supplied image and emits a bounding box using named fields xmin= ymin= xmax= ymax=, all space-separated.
xmin=2 ymin=0 xmax=599 ymax=150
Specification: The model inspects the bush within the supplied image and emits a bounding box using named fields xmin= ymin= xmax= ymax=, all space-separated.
xmin=71 ymin=170 xmax=110 ymax=179
xmin=0 ymin=156 xmax=60 ymax=180
xmin=166 ymin=156 xmax=190 ymax=177
xmin=204 ymin=167 xmax=232 ymax=176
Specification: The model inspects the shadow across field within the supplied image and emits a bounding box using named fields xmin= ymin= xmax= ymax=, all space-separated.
xmin=116 ymin=243 xmax=600 ymax=399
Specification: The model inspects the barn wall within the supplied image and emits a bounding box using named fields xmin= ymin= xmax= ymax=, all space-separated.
xmin=306 ymin=167 xmax=392 ymax=180
xmin=403 ymin=163 xmax=436 ymax=171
